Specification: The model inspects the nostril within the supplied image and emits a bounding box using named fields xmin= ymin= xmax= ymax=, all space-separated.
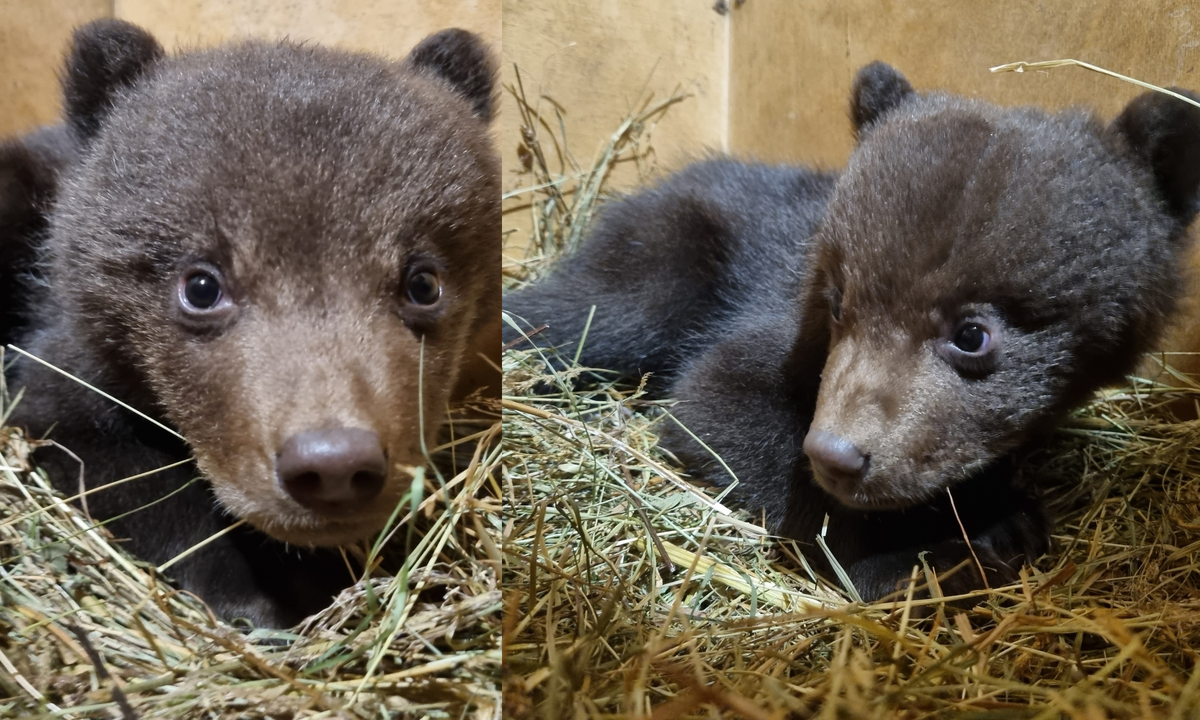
xmin=289 ymin=472 xmax=322 ymax=495
xmin=351 ymin=470 xmax=385 ymax=498
xmin=277 ymin=427 xmax=387 ymax=514
xmin=803 ymin=429 xmax=867 ymax=480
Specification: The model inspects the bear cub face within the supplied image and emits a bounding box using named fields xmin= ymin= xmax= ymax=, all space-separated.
xmin=801 ymin=64 xmax=1199 ymax=511
xmin=33 ymin=21 xmax=499 ymax=548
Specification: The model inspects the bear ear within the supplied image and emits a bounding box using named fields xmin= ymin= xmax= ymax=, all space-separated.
xmin=404 ymin=29 xmax=496 ymax=123
xmin=1110 ymin=88 xmax=1200 ymax=224
xmin=850 ymin=62 xmax=915 ymax=139
xmin=63 ymin=19 xmax=163 ymax=141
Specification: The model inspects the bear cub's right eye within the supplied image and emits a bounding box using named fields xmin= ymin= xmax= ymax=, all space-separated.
xmin=405 ymin=269 xmax=442 ymax=306
xmin=181 ymin=270 xmax=223 ymax=310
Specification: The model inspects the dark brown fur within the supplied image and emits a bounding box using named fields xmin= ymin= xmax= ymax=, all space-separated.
xmin=0 ymin=125 xmax=78 ymax=344
xmin=504 ymin=63 xmax=1200 ymax=600
xmin=2 ymin=20 xmax=499 ymax=626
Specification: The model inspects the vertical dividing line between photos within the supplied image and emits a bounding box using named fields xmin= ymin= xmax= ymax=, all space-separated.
xmin=720 ymin=0 xmax=732 ymax=153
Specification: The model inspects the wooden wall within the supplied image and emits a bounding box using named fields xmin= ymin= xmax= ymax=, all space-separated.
xmin=500 ymin=1 xmax=728 ymax=255
xmin=0 ymin=0 xmax=500 ymax=138
xmin=115 ymin=0 xmax=500 ymax=63
xmin=501 ymin=0 xmax=1198 ymax=182
xmin=0 ymin=1 xmax=111 ymax=137
xmin=730 ymin=0 xmax=1200 ymax=167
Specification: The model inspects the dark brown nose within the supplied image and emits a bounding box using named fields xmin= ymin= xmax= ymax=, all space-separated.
xmin=803 ymin=429 xmax=867 ymax=496
xmin=277 ymin=427 xmax=387 ymax=515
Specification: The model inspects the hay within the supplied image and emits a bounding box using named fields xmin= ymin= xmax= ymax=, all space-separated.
xmin=990 ymin=58 xmax=1200 ymax=111
xmin=0 ymin=351 xmax=502 ymax=719
xmin=501 ymin=82 xmax=1200 ymax=718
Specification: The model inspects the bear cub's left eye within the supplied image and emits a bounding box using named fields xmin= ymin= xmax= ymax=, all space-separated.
xmin=952 ymin=323 xmax=988 ymax=354
xmin=940 ymin=319 xmax=998 ymax=377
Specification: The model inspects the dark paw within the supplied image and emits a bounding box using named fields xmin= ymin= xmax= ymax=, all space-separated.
xmin=213 ymin=596 xmax=301 ymax=630
xmin=846 ymin=501 xmax=1051 ymax=603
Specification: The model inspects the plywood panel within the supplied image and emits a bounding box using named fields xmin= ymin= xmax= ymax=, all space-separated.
xmin=114 ymin=0 xmax=500 ymax=59
xmin=730 ymin=0 xmax=1199 ymax=166
xmin=502 ymin=1 xmax=728 ymax=256
xmin=0 ymin=0 xmax=113 ymax=136
xmin=0 ymin=1 xmax=499 ymax=137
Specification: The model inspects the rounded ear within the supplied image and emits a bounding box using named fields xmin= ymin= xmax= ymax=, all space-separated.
xmin=1110 ymin=88 xmax=1200 ymax=224
xmin=63 ymin=19 xmax=163 ymax=141
xmin=850 ymin=62 xmax=915 ymax=140
xmin=403 ymin=29 xmax=496 ymax=123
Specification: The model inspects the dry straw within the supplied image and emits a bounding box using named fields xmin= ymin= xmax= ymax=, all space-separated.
xmin=502 ymin=63 xmax=1200 ymax=718
xmin=0 ymin=346 xmax=502 ymax=718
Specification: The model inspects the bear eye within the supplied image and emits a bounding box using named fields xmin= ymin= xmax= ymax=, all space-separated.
xmin=828 ymin=287 xmax=843 ymax=322
xmin=405 ymin=269 xmax=442 ymax=306
xmin=181 ymin=270 xmax=223 ymax=310
xmin=951 ymin=323 xmax=989 ymax=354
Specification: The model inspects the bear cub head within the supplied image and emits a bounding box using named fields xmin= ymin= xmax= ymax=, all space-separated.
xmin=801 ymin=63 xmax=1200 ymax=510
xmin=42 ymin=20 xmax=499 ymax=546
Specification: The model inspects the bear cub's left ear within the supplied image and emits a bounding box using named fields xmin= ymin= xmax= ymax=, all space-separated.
xmin=1111 ymin=88 xmax=1200 ymax=225
xmin=404 ymin=29 xmax=497 ymax=123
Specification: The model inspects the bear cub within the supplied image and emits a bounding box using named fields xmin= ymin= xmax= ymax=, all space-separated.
xmin=505 ymin=63 xmax=1200 ymax=601
xmin=1 ymin=20 xmax=500 ymax=627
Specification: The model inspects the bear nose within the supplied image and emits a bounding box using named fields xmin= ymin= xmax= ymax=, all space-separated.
xmin=277 ymin=428 xmax=387 ymax=515
xmin=803 ymin=429 xmax=867 ymax=495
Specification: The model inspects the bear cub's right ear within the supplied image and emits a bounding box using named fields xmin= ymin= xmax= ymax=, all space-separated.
xmin=850 ymin=61 xmax=915 ymax=140
xmin=63 ymin=19 xmax=163 ymax=141
xmin=404 ymin=29 xmax=497 ymax=123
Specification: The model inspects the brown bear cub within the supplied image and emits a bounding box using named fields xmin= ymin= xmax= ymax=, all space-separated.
xmin=0 ymin=20 xmax=499 ymax=626
xmin=504 ymin=63 xmax=1200 ymax=601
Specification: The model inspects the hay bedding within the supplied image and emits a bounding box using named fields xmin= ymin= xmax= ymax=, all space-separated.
xmin=0 ymin=356 xmax=502 ymax=719
xmin=501 ymin=73 xmax=1200 ymax=719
